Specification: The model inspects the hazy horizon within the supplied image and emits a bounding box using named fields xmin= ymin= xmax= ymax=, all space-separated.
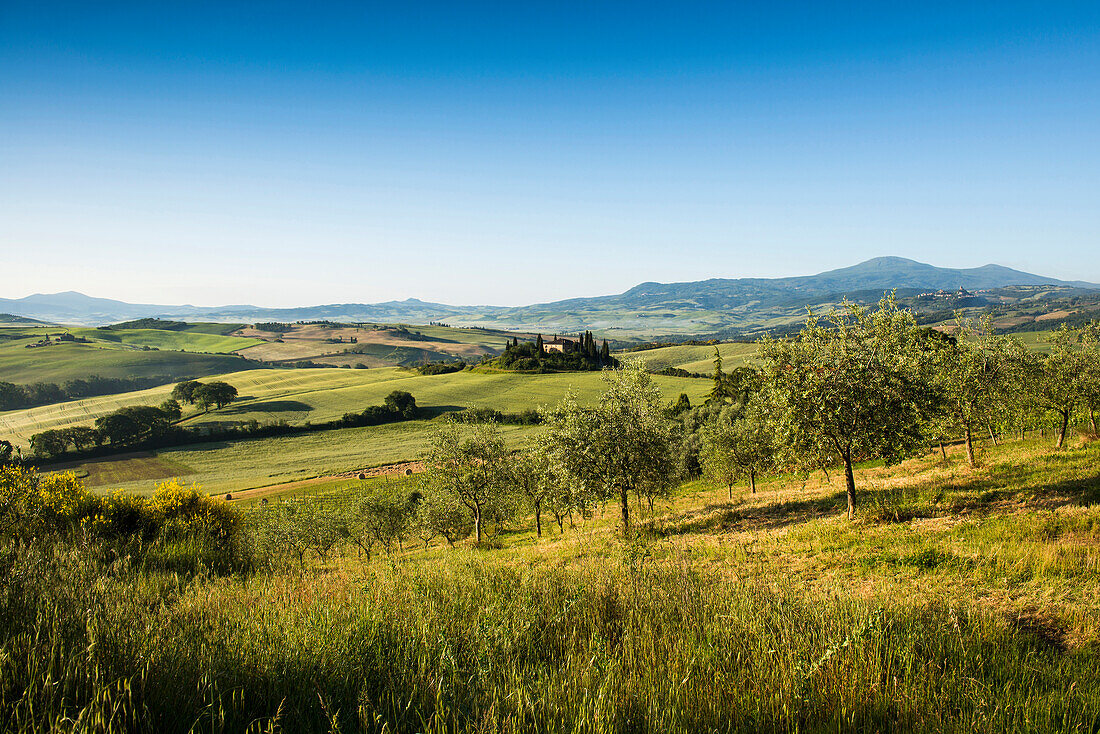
xmin=3 ymin=2 xmax=1098 ymax=307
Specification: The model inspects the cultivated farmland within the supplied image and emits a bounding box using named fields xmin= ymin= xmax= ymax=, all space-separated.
xmin=621 ymin=342 xmax=757 ymax=373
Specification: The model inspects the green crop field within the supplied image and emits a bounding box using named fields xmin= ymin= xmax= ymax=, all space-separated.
xmin=0 ymin=326 xmax=261 ymax=353
xmin=66 ymin=327 xmax=263 ymax=353
xmin=177 ymin=322 xmax=249 ymax=336
xmin=0 ymin=337 xmax=251 ymax=385
xmin=2 ymin=366 xmax=710 ymax=445
xmin=620 ymin=342 xmax=757 ymax=373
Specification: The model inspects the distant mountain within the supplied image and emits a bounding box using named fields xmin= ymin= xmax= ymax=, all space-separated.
xmin=588 ymin=257 xmax=1097 ymax=310
xmin=0 ymin=313 xmax=50 ymax=325
xmin=3 ymin=258 xmax=1096 ymax=333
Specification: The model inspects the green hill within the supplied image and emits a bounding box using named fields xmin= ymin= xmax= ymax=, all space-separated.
xmin=0 ymin=366 xmax=711 ymax=446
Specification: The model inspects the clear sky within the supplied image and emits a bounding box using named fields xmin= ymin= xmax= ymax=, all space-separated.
xmin=2 ymin=1 xmax=1098 ymax=307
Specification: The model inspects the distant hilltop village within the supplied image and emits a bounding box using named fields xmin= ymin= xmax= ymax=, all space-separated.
xmin=917 ymin=287 xmax=975 ymax=299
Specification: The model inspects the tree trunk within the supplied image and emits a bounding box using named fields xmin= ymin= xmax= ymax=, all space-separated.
xmin=843 ymin=452 xmax=856 ymax=522
xmin=474 ymin=504 xmax=482 ymax=543
xmin=1056 ymin=411 xmax=1069 ymax=449
xmin=620 ymin=485 xmax=630 ymax=533
xmin=1090 ymin=408 xmax=1097 ymax=435
xmin=988 ymin=425 xmax=999 ymax=446
xmin=535 ymin=505 xmax=542 ymax=538
xmin=939 ymin=442 xmax=947 ymax=460
xmin=728 ymin=483 xmax=733 ymax=500
xmin=749 ymin=470 xmax=756 ymax=494
xmin=965 ymin=425 xmax=976 ymax=467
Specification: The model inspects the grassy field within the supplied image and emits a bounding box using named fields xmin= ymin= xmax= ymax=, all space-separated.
xmin=6 ymin=435 xmax=1099 ymax=731
xmin=49 ymin=419 xmax=539 ymax=495
xmin=621 ymin=341 xmax=758 ymax=373
xmin=2 ymin=366 xmax=710 ymax=445
xmin=233 ymin=322 xmax=523 ymax=366
xmin=0 ymin=326 xmax=261 ymax=353
xmin=0 ymin=336 xmax=251 ymax=385
xmin=71 ymin=326 xmax=263 ymax=352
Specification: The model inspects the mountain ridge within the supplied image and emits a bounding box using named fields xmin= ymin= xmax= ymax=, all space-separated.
xmin=3 ymin=257 xmax=1096 ymax=331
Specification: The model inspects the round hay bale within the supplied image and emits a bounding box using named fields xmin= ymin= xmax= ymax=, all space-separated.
xmin=358 ymin=472 xmax=367 ymax=480
xmin=404 ymin=468 xmax=413 ymax=476
xmin=224 ymin=493 xmax=233 ymax=501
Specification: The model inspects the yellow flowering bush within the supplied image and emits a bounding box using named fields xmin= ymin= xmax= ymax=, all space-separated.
xmin=38 ymin=471 xmax=92 ymax=519
xmin=148 ymin=478 xmax=242 ymax=545
xmin=0 ymin=465 xmax=40 ymax=539
xmin=1 ymin=470 xmax=241 ymax=556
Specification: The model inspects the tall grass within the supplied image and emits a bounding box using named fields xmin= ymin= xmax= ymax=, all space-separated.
xmin=2 ymin=540 xmax=1097 ymax=733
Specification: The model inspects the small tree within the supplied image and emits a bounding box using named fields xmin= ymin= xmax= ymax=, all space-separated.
xmin=160 ymin=398 xmax=183 ymax=422
xmin=62 ymin=426 xmax=99 ymax=452
xmin=414 ymin=484 xmax=475 ymax=546
xmin=383 ymin=390 xmax=418 ymax=419
xmin=1023 ymin=324 xmax=1095 ymax=448
xmin=540 ymin=361 xmax=679 ymax=533
xmin=358 ymin=487 xmax=413 ymax=553
xmin=758 ymin=297 xmax=932 ymax=520
xmin=1078 ymin=322 xmax=1100 ymax=434
xmin=930 ymin=315 xmax=1023 ymax=466
xmin=171 ymin=380 xmax=202 ymax=405
xmin=29 ymin=430 xmax=68 ymax=458
xmin=700 ymin=406 xmax=778 ymax=498
xmin=194 ymin=381 xmax=238 ymax=411
xmin=422 ymin=421 xmax=511 ymax=544
xmin=509 ymin=446 xmax=555 ymax=537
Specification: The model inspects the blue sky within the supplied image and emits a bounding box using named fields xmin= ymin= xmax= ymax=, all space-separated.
xmin=1 ymin=1 xmax=1098 ymax=306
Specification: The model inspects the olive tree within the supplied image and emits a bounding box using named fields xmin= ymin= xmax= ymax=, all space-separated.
xmin=758 ymin=297 xmax=932 ymax=520
xmin=540 ymin=361 xmax=678 ymax=533
xmin=700 ymin=406 xmax=778 ymax=498
xmin=1079 ymin=322 xmax=1100 ymax=434
xmin=1023 ymin=324 xmax=1096 ymax=448
xmin=413 ymin=485 xmax=474 ymax=546
xmin=509 ymin=446 xmax=556 ymax=537
xmin=422 ymin=420 xmax=511 ymax=544
xmin=931 ymin=315 xmax=1024 ymax=466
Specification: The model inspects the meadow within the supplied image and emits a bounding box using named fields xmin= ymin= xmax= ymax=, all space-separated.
xmin=3 ymin=435 xmax=1098 ymax=732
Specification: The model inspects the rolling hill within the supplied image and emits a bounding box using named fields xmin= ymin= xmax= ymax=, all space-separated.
xmin=4 ymin=258 xmax=1097 ymax=336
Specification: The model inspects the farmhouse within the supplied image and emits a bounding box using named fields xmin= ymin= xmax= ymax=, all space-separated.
xmin=542 ymin=336 xmax=578 ymax=354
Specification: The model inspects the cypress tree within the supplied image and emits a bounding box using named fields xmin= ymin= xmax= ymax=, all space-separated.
xmin=600 ymin=340 xmax=611 ymax=363
xmin=536 ymin=334 xmax=544 ymax=354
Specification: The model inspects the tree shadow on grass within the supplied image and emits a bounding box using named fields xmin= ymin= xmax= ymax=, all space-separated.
xmin=643 ymin=491 xmax=849 ymax=537
xmin=649 ymin=448 xmax=1100 ymax=536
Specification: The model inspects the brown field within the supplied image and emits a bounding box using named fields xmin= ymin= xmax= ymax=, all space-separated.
xmin=232 ymin=323 xmax=511 ymax=364
xmin=48 ymin=452 xmax=195 ymax=487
